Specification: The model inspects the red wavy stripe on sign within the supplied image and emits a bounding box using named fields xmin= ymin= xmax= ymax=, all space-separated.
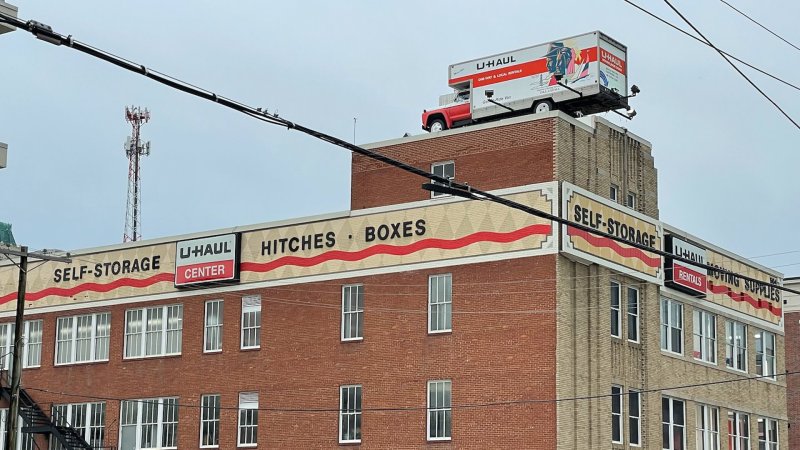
xmin=241 ymin=223 xmax=553 ymax=274
xmin=708 ymin=282 xmax=782 ymax=318
xmin=567 ymin=226 xmax=661 ymax=268
xmin=0 ymin=272 xmax=175 ymax=306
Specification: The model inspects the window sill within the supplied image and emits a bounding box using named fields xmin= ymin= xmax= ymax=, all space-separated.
xmin=203 ymin=349 xmax=223 ymax=355
xmin=54 ymin=359 xmax=110 ymax=368
xmin=661 ymin=349 xmax=684 ymax=358
xmin=427 ymin=437 xmax=452 ymax=442
xmin=240 ymin=347 xmax=261 ymax=352
xmin=341 ymin=337 xmax=363 ymax=343
xmin=339 ymin=440 xmax=362 ymax=446
xmin=123 ymin=353 xmax=182 ymax=361
xmin=428 ymin=330 xmax=452 ymax=336
xmin=237 ymin=445 xmax=257 ymax=448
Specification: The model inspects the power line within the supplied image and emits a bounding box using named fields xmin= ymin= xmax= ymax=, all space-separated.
xmin=661 ymin=0 xmax=800 ymax=131
xmin=719 ymin=0 xmax=800 ymax=53
xmin=621 ymin=0 xmax=800 ymax=92
xmin=0 ymin=11 xmax=797 ymax=299
xmin=22 ymin=369 xmax=799 ymax=414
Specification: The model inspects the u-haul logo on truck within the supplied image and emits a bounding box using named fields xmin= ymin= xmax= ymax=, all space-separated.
xmin=175 ymin=233 xmax=240 ymax=287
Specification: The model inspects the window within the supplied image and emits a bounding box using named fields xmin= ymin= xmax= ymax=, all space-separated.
xmin=204 ymin=300 xmax=223 ymax=353
xmin=119 ymin=397 xmax=178 ymax=450
xmin=339 ymin=385 xmax=362 ymax=443
xmin=0 ymin=409 xmax=35 ymax=450
xmin=51 ymin=402 xmax=106 ymax=449
xmin=430 ymin=161 xmax=455 ymax=198
xmin=56 ymin=313 xmax=110 ymax=365
xmin=238 ymin=392 xmax=258 ymax=447
xmin=693 ymin=310 xmax=717 ymax=364
xmin=660 ymin=298 xmax=683 ymax=354
xmin=728 ymin=411 xmax=750 ymax=450
xmin=428 ymin=274 xmax=452 ymax=333
xmin=627 ymin=287 xmax=639 ymax=343
xmin=756 ymin=330 xmax=776 ymax=379
xmin=696 ymin=404 xmax=719 ymax=450
xmin=427 ymin=380 xmax=451 ymax=441
xmin=726 ymin=320 xmax=747 ymax=372
xmin=627 ymin=192 xmax=637 ymax=209
xmin=341 ymin=285 xmax=364 ymax=341
xmin=241 ymin=296 xmax=261 ymax=349
xmin=124 ymin=305 xmax=183 ymax=358
xmin=0 ymin=320 xmax=43 ymax=371
xmin=610 ymin=184 xmax=619 ymax=202
xmin=611 ymin=281 xmax=621 ymax=338
xmin=662 ymin=397 xmax=685 ymax=450
xmin=758 ymin=417 xmax=779 ymax=450
xmin=629 ymin=390 xmax=641 ymax=446
xmin=612 ymin=385 xmax=623 ymax=444
xmin=199 ymin=394 xmax=220 ymax=448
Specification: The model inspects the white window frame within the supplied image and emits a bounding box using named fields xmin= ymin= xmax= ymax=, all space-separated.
xmin=199 ymin=394 xmax=220 ymax=448
xmin=339 ymin=385 xmax=362 ymax=444
xmin=728 ymin=411 xmax=750 ymax=450
xmin=756 ymin=330 xmax=776 ymax=380
xmin=660 ymin=298 xmax=683 ymax=354
xmin=610 ymin=184 xmax=619 ymax=202
xmin=51 ymin=402 xmax=106 ymax=449
xmin=428 ymin=274 xmax=452 ymax=334
xmin=204 ymin=300 xmax=223 ymax=353
xmin=662 ymin=397 xmax=685 ymax=450
xmin=0 ymin=408 xmax=35 ymax=450
xmin=427 ymin=380 xmax=452 ymax=441
xmin=430 ymin=161 xmax=455 ymax=198
xmin=611 ymin=281 xmax=621 ymax=338
xmin=55 ymin=312 xmax=111 ymax=366
xmin=629 ymin=389 xmax=641 ymax=447
xmin=693 ymin=310 xmax=717 ymax=364
xmin=0 ymin=320 xmax=43 ymax=371
xmin=696 ymin=404 xmax=719 ymax=450
xmin=611 ymin=385 xmax=623 ymax=444
xmin=627 ymin=192 xmax=637 ymax=209
xmin=241 ymin=296 xmax=261 ymax=350
xmin=237 ymin=392 xmax=259 ymax=447
xmin=627 ymin=287 xmax=640 ymax=343
xmin=758 ymin=417 xmax=779 ymax=450
xmin=124 ymin=305 xmax=183 ymax=359
xmin=118 ymin=397 xmax=178 ymax=450
xmin=726 ymin=320 xmax=748 ymax=372
xmin=341 ymin=285 xmax=364 ymax=341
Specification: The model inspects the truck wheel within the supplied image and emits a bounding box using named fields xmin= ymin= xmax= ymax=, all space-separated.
xmin=533 ymin=100 xmax=554 ymax=114
xmin=429 ymin=119 xmax=447 ymax=132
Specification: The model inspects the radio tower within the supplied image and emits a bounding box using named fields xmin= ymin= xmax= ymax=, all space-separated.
xmin=123 ymin=106 xmax=151 ymax=242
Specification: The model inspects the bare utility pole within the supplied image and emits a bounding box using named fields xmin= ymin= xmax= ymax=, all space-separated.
xmin=0 ymin=245 xmax=70 ymax=450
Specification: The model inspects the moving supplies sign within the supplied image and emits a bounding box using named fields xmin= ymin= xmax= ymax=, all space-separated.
xmin=561 ymin=183 xmax=662 ymax=284
xmin=705 ymin=249 xmax=782 ymax=324
xmin=0 ymin=184 xmax=558 ymax=312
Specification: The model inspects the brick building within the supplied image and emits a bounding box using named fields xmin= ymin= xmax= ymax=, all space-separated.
xmin=783 ymin=276 xmax=800 ymax=449
xmin=0 ymin=112 xmax=787 ymax=449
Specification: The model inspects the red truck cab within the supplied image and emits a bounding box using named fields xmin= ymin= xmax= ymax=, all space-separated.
xmin=421 ymin=90 xmax=471 ymax=132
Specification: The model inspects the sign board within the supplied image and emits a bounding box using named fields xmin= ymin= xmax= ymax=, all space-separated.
xmin=705 ymin=249 xmax=782 ymax=324
xmin=0 ymin=184 xmax=559 ymax=312
xmin=664 ymin=234 xmax=707 ymax=297
xmin=175 ymin=233 xmax=240 ymax=287
xmin=561 ymin=182 xmax=662 ymax=284
xmin=598 ymin=36 xmax=627 ymax=96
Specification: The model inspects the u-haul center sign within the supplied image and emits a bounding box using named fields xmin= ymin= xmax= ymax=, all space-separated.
xmin=561 ymin=182 xmax=663 ymax=284
xmin=175 ymin=233 xmax=240 ymax=287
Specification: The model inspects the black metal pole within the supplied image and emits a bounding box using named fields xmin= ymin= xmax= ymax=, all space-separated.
xmin=6 ymin=245 xmax=26 ymax=450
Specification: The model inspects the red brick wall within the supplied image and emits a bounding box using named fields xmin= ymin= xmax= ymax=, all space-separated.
xmin=13 ymin=255 xmax=557 ymax=449
xmin=785 ymin=311 xmax=800 ymax=449
xmin=351 ymin=119 xmax=556 ymax=210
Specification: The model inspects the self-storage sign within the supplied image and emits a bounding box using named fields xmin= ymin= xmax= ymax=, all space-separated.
xmin=175 ymin=233 xmax=240 ymax=287
xmin=664 ymin=234 xmax=707 ymax=296
xmin=561 ymin=183 xmax=662 ymax=284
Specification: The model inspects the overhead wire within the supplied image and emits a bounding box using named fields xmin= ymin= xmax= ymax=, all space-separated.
xmin=661 ymin=0 xmax=800 ymax=130
xmin=718 ymin=0 xmax=800 ymax=53
xmin=621 ymin=0 xmax=800 ymax=92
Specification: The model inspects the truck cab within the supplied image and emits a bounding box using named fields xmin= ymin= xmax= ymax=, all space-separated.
xmin=421 ymin=89 xmax=471 ymax=132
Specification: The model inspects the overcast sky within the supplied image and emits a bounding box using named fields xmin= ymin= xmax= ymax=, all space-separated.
xmin=1 ymin=1 xmax=798 ymax=275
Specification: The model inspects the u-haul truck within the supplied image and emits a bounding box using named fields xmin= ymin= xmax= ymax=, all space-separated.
xmin=421 ymin=31 xmax=633 ymax=132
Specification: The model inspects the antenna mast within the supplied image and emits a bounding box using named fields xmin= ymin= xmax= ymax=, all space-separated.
xmin=123 ymin=106 xmax=151 ymax=242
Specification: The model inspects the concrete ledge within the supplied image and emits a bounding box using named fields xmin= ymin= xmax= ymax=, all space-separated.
xmin=0 ymin=2 xmax=18 ymax=35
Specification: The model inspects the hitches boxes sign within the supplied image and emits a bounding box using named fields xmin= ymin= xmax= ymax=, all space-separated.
xmin=664 ymin=234 xmax=707 ymax=297
xmin=175 ymin=233 xmax=241 ymax=287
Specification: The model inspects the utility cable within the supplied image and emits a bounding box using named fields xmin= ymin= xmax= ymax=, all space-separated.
xmin=622 ymin=0 xmax=800 ymax=92
xmin=22 ymin=369 xmax=800 ymax=414
xmin=719 ymin=0 xmax=800 ymax=53
xmin=662 ymin=0 xmax=800 ymax=130
xmin=0 ymin=11 xmax=798 ymax=297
